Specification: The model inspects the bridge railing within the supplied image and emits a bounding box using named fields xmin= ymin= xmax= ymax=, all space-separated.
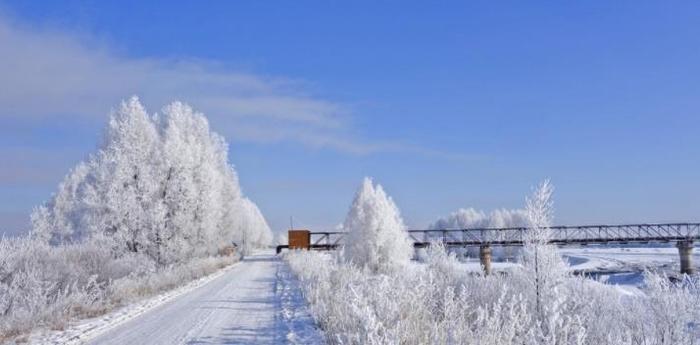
xmin=310 ymin=223 xmax=700 ymax=247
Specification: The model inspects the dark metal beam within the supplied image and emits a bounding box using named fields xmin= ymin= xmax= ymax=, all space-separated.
xmin=304 ymin=222 xmax=700 ymax=248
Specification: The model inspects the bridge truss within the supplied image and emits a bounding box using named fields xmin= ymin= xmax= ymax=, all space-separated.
xmin=306 ymin=223 xmax=700 ymax=248
xmin=279 ymin=223 xmax=700 ymax=274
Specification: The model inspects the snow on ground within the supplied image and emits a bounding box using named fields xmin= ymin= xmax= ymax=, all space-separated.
xmin=445 ymin=256 xmax=520 ymax=272
xmin=559 ymin=246 xmax=695 ymax=273
xmin=20 ymin=246 xmax=692 ymax=344
xmin=450 ymin=245 xmax=697 ymax=290
xmin=26 ymin=250 xmax=321 ymax=345
xmin=560 ymin=245 xmax=699 ymax=291
xmin=276 ymin=258 xmax=325 ymax=344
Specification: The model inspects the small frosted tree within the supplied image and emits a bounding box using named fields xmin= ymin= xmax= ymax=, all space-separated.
xmin=343 ymin=177 xmax=413 ymax=272
xmin=517 ymin=180 xmax=574 ymax=340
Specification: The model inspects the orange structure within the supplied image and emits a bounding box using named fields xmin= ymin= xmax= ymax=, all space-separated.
xmin=288 ymin=230 xmax=311 ymax=250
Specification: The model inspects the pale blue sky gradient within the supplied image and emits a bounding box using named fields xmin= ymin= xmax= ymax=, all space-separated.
xmin=1 ymin=1 xmax=700 ymax=235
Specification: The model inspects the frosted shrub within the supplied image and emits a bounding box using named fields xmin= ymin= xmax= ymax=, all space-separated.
xmin=0 ymin=235 xmax=237 ymax=340
xmin=0 ymin=237 xmax=111 ymax=337
xmin=288 ymin=251 xmax=700 ymax=345
xmin=108 ymin=255 xmax=236 ymax=304
xmin=286 ymin=250 xmax=541 ymax=345
xmin=343 ymin=177 xmax=413 ymax=273
xmin=635 ymin=273 xmax=700 ymax=343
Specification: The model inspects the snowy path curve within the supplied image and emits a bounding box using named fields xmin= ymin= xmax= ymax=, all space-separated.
xmin=85 ymin=251 xmax=312 ymax=345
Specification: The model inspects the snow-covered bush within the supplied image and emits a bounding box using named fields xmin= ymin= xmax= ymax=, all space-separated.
xmin=0 ymin=235 xmax=236 ymax=339
xmin=286 ymin=250 xmax=542 ymax=345
xmin=0 ymin=237 xmax=110 ymax=337
xmin=288 ymin=251 xmax=700 ymax=345
xmin=342 ymin=177 xmax=413 ymax=273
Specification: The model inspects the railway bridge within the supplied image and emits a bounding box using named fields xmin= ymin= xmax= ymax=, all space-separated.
xmin=277 ymin=223 xmax=700 ymax=275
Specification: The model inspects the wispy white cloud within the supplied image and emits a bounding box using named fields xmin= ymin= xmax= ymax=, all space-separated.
xmin=0 ymin=15 xmax=372 ymax=153
xmin=0 ymin=13 xmax=476 ymax=158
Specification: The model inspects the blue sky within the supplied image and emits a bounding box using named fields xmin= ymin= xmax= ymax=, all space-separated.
xmin=1 ymin=1 xmax=700 ymax=235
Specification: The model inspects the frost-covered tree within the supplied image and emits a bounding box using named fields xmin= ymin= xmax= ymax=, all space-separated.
xmin=275 ymin=231 xmax=289 ymax=246
xmin=94 ymin=97 xmax=162 ymax=254
xmin=342 ymin=177 xmax=413 ymax=272
xmin=30 ymin=162 xmax=92 ymax=244
xmin=430 ymin=208 xmax=489 ymax=230
xmin=430 ymin=208 xmax=528 ymax=259
xmin=235 ymin=197 xmax=273 ymax=254
xmin=488 ymin=208 xmax=529 ymax=228
xmin=429 ymin=208 xmax=527 ymax=230
xmin=29 ymin=97 xmax=270 ymax=265
xmin=516 ymin=179 xmax=572 ymax=338
xmin=157 ymin=101 xmax=229 ymax=261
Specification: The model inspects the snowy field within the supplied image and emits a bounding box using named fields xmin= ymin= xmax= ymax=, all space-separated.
xmin=443 ymin=245 xmax=697 ymax=299
xmin=456 ymin=245 xmax=697 ymax=278
xmin=560 ymin=246 xmax=694 ymax=273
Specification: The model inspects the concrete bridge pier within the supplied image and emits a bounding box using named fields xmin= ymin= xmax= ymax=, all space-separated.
xmin=479 ymin=245 xmax=492 ymax=275
xmin=677 ymin=241 xmax=695 ymax=275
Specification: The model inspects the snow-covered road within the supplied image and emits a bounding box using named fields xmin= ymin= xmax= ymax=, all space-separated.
xmin=86 ymin=251 xmax=303 ymax=345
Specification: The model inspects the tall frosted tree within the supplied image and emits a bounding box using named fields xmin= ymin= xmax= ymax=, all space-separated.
xmin=30 ymin=97 xmax=270 ymax=265
xmin=97 ymin=97 xmax=162 ymax=254
xmin=343 ymin=177 xmax=413 ymax=272
xmin=235 ymin=197 xmax=273 ymax=255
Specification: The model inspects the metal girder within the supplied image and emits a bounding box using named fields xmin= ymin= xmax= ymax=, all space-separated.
xmin=308 ymin=223 xmax=700 ymax=247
